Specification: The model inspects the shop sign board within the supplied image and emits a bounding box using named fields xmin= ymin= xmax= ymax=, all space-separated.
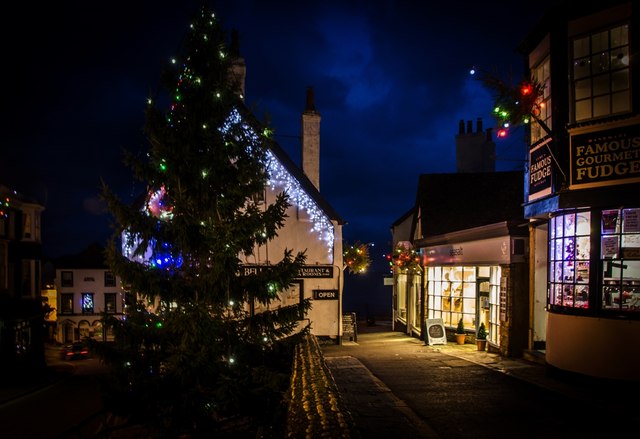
xmin=570 ymin=122 xmax=640 ymax=189
xmin=242 ymin=264 xmax=334 ymax=278
xmin=425 ymin=236 xmax=511 ymax=265
xmin=528 ymin=139 xmax=553 ymax=201
xmin=425 ymin=318 xmax=447 ymax=345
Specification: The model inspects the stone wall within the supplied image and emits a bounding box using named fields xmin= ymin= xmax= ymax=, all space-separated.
xmin=285 ymin=333 xmax=357 ymax=438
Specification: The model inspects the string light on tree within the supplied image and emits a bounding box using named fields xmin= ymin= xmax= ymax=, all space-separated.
xmin=470 ymin=65 xmax=545 ymax=138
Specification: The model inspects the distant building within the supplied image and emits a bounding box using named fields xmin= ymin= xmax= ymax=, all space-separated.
xmin=0 ymin=184 xmax=47 ymax=373
xmin=390 ymin=163 xmax=529 ymax=356
xmin=53 ymin=242 xmax=126 ymax=343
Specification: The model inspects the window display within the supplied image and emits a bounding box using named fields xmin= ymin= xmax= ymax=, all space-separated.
xmin=549 ymin=211 xmax=591 ymax=309
xmin=601 ymin=208 xmax=640 ymax=312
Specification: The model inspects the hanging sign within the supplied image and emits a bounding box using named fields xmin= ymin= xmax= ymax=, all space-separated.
xmin=425 ymin=318 xmax=447 ymax=345
xmin=528 ymin=139 xmax=553 ymax=201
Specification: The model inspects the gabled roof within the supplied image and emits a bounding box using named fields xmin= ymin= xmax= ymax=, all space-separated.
xmin=128 ymin=103 xmax=346 ymax=227
xmin=237 ymin=102 xmax=346 ymax=226
xmin=414 ymin=171 xmax=526 ymax=238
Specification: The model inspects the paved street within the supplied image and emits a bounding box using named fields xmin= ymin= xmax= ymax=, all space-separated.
xmin=321 ymin=323 xmax=640 ymax=439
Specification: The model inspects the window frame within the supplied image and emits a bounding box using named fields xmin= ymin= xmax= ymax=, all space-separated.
xmin=60 ymin=293 xmax=74 ymax=314
xmin=548 ymin=207 xmax=640 ymax=318
xmin=104 ymin=271 xmax=116 ymax=287
xmin=81 ymin=292 xmax=94 ymax=315
xmin=61 ymin=271 xmax=73 ymax=287
xmin=104 ymin=293 xmax=117 ymax=314
xmin=571 ymin=22 xmax=630 ymax=122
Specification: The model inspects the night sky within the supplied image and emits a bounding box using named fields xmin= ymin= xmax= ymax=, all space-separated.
xmin=2 ymin=1 xmax=556 ymax=317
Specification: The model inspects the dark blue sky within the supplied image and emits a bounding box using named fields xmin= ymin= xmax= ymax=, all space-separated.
xmin=2 ymin=1 xmax=554 ymax=269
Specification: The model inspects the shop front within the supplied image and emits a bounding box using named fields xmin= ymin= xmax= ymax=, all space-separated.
xmin=543 ymin=206 xmax=640 ymax=380
xmin=417 ymin=222 xmax=529 ymax=356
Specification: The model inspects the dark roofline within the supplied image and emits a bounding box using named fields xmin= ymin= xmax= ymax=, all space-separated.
xmin=54 ymin=242 xmax=108 ymax=269
xmin=391 ymin=206 xmax=415 ymax=228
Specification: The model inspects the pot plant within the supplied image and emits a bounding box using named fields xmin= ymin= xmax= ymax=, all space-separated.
xmin=476 ymin=322 xmax=488 ymax=351
xmin=455 ymin=318 xmax=466 ymax=345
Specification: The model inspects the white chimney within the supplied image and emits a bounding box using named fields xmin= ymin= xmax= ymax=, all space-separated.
xmin=301 ymin=87 xmax=321 ymax=190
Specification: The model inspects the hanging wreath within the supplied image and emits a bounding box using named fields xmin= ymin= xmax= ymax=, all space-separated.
xmin=343 ymin=241 xmax=372 ymax=274
xmin=391 ymin=241 xmax=422 ymax=273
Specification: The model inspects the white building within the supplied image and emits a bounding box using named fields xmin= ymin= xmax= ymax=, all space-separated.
xmin=54 ymin=243 xmax=126 ymax=343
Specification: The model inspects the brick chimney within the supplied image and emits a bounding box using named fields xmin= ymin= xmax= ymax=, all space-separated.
xmin=455 ymin=117 xmax=496 ymax=172
xmin=301 ymin=87 xmax=321 ymax=190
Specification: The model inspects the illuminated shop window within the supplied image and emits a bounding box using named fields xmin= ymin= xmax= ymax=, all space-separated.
xmin=396 ymin=274 xmax=407 ymax=321
xmin=549 ymin=211 xmax=591 ymax=309
xmin=601 ymin=208 xmax=640 ymax=312
xmin=82 ymin=293 xmax=94 ymax=314
xmin=427 ymin=266 xmax=477 ymax=329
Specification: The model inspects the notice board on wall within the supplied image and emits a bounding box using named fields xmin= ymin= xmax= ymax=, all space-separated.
xmin=425 ymin=318 xmax=447 ymax=345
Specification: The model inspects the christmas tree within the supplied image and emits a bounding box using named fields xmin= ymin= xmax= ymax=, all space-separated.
xmin=100 ymin=6 xmax=309 ymax=437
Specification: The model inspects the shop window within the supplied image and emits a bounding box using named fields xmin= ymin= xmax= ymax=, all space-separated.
xmin=549 ymin=212 xmax=591 ymax=309
xmin=601 ymin=208 xmax=640 ymax=311
xmin=397 ymin=274 xmax=408 ymax=321
xmin=572 ymin=24 xmax=630 ymax=122
xmin=427 ymin=266 xmax=477 ymax=329
xmin=82 ymin=293 xmax=94 ymax=314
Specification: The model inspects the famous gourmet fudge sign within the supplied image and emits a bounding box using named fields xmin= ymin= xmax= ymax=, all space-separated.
xmin=570 ymin=122 xmax=640 ymax=189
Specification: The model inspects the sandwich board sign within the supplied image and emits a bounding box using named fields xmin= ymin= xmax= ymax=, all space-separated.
xmin=425 ymin=318 xmax=447 ymax=345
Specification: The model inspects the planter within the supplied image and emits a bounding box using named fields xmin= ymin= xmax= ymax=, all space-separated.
xmin=476 ymin=339 xmax=487 ymax=351
xmin=455 ymin=333 xmax=466 ymax=345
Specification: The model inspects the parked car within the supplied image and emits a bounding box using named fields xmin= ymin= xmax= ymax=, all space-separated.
xmin=60 ymin=342 xmax=90 ymax=360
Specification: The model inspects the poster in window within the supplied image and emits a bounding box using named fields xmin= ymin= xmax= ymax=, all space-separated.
xmin=602 ymin=210 xmax=619 ymax=234
xmin=602 ymin=236 xmax=619 ymax=258
xmin=425 ymin=318 xmax=447 ymax=345
xmin=623 ymin=208 xmax=640 ymax=233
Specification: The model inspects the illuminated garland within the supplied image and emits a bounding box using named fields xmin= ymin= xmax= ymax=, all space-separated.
xmin=0 ymin=195 xmax=10 ymax=218
xmin=470 ymin=67 xmax=545 ymax=138
xmin=224 ymin=108 xmax=334 ymax=252
xmin=122 ymin=107 xmax=335 ymax=265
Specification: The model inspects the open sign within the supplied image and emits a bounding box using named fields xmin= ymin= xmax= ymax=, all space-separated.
xmin=313 ymin=289 xmax=338 ymax=300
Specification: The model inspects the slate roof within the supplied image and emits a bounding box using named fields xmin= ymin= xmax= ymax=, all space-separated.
xmin=414 ymin=171 xmax=526 ymax=238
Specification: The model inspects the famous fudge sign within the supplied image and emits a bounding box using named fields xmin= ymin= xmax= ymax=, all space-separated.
xmin=570 ymin=121 xmax=640 ymax=189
